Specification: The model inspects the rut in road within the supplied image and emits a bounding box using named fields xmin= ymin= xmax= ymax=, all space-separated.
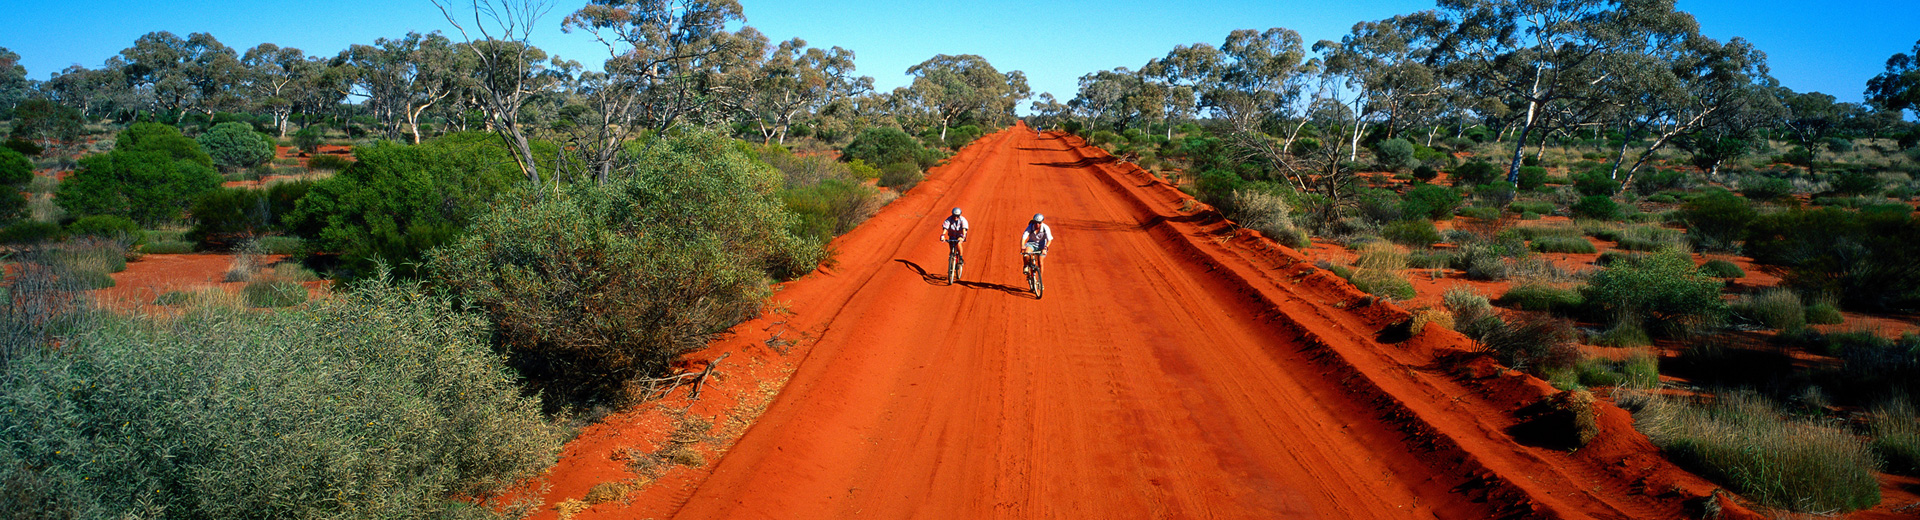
xmin=539 ymin=124 xmax=1731 ymax=520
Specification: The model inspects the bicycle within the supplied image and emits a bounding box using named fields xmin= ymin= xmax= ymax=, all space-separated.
xmin=945 ymin=238 xmax=965 ymax=284
xmin=1022 ymin=248 xmax=1045 ymax=298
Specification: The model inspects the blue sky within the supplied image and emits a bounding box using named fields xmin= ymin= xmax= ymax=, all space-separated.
xmin=6 ymin=0 xmax=1917 ymax=109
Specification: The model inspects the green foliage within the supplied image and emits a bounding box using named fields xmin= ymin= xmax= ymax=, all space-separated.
xmin=1806 ymin=303 xmax=1845 ymax=325
xmin=1498 ymin=283 xmax=1585 ymax=313
xmin=1634 ymin=392 xmax=1880 ymax=513
xmin=197 ymin=122 xmax=275 ymax=172
xmin=66 ymin=215 xmax=145 ymax=245
xmin=1517 ymin=165 xmax=1549 ymax=191
xmin=1413 ymin=164 xmax=1438 ymax=182
xmin=878 ymin=162 xmax=923 ymax=191
xmin=1573 ymin=172 xmax=1621 ymax=197
xmin=843 ymin=127 xmax=939 ymax=169
xmin=142 ymin=240 xmax=195 ymax=254
xmin=1451 ymin=160 xmax=1499 ymax=186
xmin=1584 ymin=253 xmax=1726 ymax=336
xmin=1677 ymin=191 xmax=1754 ymax=251
xmin=1615 ymin=225 xmax=1684 ymax=252
xmin=242 ymin=279 xmax=307 ymax=308
xmin=1746 ymin=208 xmax=1920 ymax=311
xmin=0 ymin=189 xmax=25 ymax=226
xmin=188 ymin=188 xmax=272 ymax=249
xmin=1734 ymin=288 xmax=1806 ymax=331
xmin=945 ymin=124 xmax=984 ymax=150
xmin=1347 ymin=243 xmax=1415 ymax=300
xmin=1508 ymin=201 xmax=1555 ymax=215
xmin=2 ymin=137 xmax=43 ymax=157
xmin=430 ymin=130 xmax=822 ymax=405
xmin=1571 ymin=195 xmax=1620 ymax=220
xmin=1631 ymin=169 xmax=1687 ymax=195
xmin=1831 ymin=171 xmax=1883 ymax=196
xmin=305 ymin=153 xmax=352 ymax=171
xmin=287 ymin=133 xmax=525 ymax=278
xmin=1456 ymin=206 xmax=1501 ymax=221
xmin=56 ymin=143 xmax=223 ymax=226
xmin=0 ymin=221 xmax=63 ymax=244
xmin=1380 ymin=220 xmax=1441 ymax=247
xmin=0 ymin=147 xmax=30 ymax=185
xmin=1698 ymin=259 xmax=1745 ymax=279
xmin=1228 ymin=187 xmax=1308 ymax=248
xmin=0 ymin=277 xmax=562 ymax=519
xmin=1624 ymin=351 xmax=1660 ymax=389
xmin=1870 ymin=398 xmax=1920 ymax=475
xmin=1741 ymin=177 xmax=1795 ymax=201
xmin=1373 ymin=138 xmax=1416 ymax=170
xmin=783 ymin=179 xmax=881 ymax=244
xmin=116 ymin=122 xmax=213 ymax=168
xmin=1401 ymin=183 xmax=1462 ymax=221
xmin=1529 ymin=235 xmax=1596 ymax=254
xmin=291 ymin=126 xmax=323 ymax=154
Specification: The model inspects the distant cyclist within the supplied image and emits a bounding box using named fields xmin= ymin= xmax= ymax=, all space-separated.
xmin=1020 ymin=213 xmax=1055 ymax=278
xmin=938 ymin=207 xmax=969 ymax=267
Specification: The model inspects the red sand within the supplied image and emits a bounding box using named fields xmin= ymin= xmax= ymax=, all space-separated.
xmin=92 ymin=253 xmax=327 ymax=311
xmin=518 ymin=125 xmax=1742 ymax=519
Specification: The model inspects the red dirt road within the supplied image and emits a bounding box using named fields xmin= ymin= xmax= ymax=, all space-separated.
xmin=548 ymin=125 xmax=1734 ymax=519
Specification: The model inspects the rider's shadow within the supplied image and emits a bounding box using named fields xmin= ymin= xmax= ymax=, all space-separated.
xmin=893 ymin=259 xmax=1039 ymax=298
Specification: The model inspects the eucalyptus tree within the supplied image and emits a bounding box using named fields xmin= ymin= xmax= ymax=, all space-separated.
xmin=1601 ymin=34 xmax=1777 ymax=189
xmin=742 ymin=39 xmax=860 ymax=145
xmin=1867 ymin=39 xmax=1920 ymax=120
xmin=241 ymin=44 xmax=324 ymax=137
xmin=1141 ymin=43 xmax=1221 ymax=138
xmin=433 ymin=0 xmax=561 ymax=185
xmin=1028 ymin=92 xmax=1069 ymax=130
xmin=337 ymin=32 xmax=472 ymax=144
xmin=44 ymin=65 xmax=131 ymax=119
xmin=0 ymin=47 xmax=27 ymax=118
xmin=1069 ymin=67 xmax=1144 ymax=128
xmin=904 ymin=54 xmax=1027 ymax=140
xmin=118 ymin=32 xmax=199 ymax=122
xmin=1315 ymin=13 xmax=1447 ymax=161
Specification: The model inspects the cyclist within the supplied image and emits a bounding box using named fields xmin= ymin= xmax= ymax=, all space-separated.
xmin=1020 ymin=213 xmax=1054 ymax=278
xmin=938 ymin=207 xmax=969 ymax=269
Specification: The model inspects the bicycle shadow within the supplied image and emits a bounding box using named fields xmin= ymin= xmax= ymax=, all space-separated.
xmin=893 ymin=259 xmax=1038 ymax=298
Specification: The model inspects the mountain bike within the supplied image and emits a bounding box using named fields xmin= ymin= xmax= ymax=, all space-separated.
xmin=1022 ymin=249 xmax=1045 ymax=299
xmin=945 ymin=238 xmax=965 ymax=284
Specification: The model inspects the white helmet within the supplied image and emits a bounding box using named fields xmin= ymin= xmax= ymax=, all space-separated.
xmin=1032 ymin=213 xmax=1044 ymax=223
xmin=952 ymin=207 xmax=962 ymax=216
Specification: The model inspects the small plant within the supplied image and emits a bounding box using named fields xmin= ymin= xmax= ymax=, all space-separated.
xmin=153 ymin=290 xmax=193 ymax=306
xmin=1517 ymin=166 xmax=1549 ymax=191
xmin=1380 ymin=220 xmax=1441 ymax=247
xmin=305 ymin=153 xmax=353 ymax=171
xmin=1497 ymin=283 xmax=1585 ymax=313
xmin=1451 ymin=160 xmax=1500 ymax=186
xmin=1698 ymin=259 xmax=1744 ymax=279
xmin=878 ymin=162 xmax=923 ymax=191
xmin=142 ymin=240 xmax=195 ymax=254
xmin=1806 ymin=302 xmax=1845 ymax=325
xmin=1871 ymin=396 xmax=1920 ymax=475
xmin=1529 ymin=236 xmax=1597 ymax=254
xmin=243 ymin=279 xmax=307 ymax=308
xmin=1632 ymin=391 xmax=1881 ymax=513
xmin=1733 ymin=288 xmax=1805 ymax=331
xmin=1585 ymin=252 xmax=1726 ymax=337
xmin=1571 ymin=195 xmax=1620 ymax=220
xmin=1623 ymin=351 xmax=1660 ymax=389
xmin=1401 ymin=183 xmax=1462 ymax=220
xmin=1592 ymin=315 xmax=1652 ymax=347
xmin=1508 ymin=201 xmax=1555 ymax=215
xmin=1348 ymin=242 xmax=1415 ymax=300
xmin=1455 ymin=206 xmax=1501 ymax=221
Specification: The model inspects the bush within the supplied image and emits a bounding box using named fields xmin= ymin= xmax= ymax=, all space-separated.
xmin=1572 ymin=172 xmax=1620 ymax=197
xmin=1624 ymin=351 xmax=1660 ymax=389
xmin=1615 ymin=225 xmax=1684 ymax=252
xmin=1529 ymin=235 xmax=1596 ymax=254
xmin=430 ymin=130 xmax=822 ymax=406
xmin=783 ymin=179 xmax=882 ymax=244
xmin=1632 ymin=169 xmax=1687 ymax=196
xmin=305 ymin=153 xmax=352 ymax=171
xmin=1230 ymin=188 xmax=1308 ymax=248
xmin=1401 ymin=184 xmax=1462 ymax=221
xmin=242 ymin=279 xmax=307 ymax=307
xmin=1741 ymin=177 xmax=1795 ymax=201
xmin=2 ymin=137 xmax=42 ymax=157
xmin=188 ymin=187 xmax=272 ymax=249
xmin=1570 ymin=195 xmax=1619 ymax=220
xmin=1677 ymin=191 xmax=1754 ymax=251
xmin=1746 ymin=208 xmax=1920 ymax=311
xmin=286 ymin=132 xmax=531 ymax=279
xmin=1806 ymin=302 xmax=1844 ymax=325
xmin=1508 ymin=200 xmax=1554 ymax=215
xmin=1348 ymin=242 xmax=1415 ymax=300
xmin=1451 ymin=160 xmax=1500 ymax=186
xmin=0 ymin=147 xmax=30 ymax=186
xmin=1498 ymin=283 xmax=1585 ymax=312
xmin=0 ymin=221 xmax=63 ymax=244
xmin=1698 ymin=259 xmax=1744 ymax=279
xmin=0 ymin=277 xmax=562 ymax=518
xmin=1517 ymin=165 xmax=1549 ymax=191
xmin=1734 ymin=288 xmax=1805 ymax=331
xmin=197 ymin=121 xmax=276 ymax=172
xmin=843 ymin=126 xmax=938 ymax=169
xmin=142 ymin=240 xmax=194 ymax=254
xmin=57 ymin=125 xmax=223 ymax=226
xmin=1480 ymin=312 xmax=1582 ymax=374
xmin=1584 ymin=253 xmax=1726 ymax=337
xmin=1412 ymin=164 xmax=1438 ymax=182
xmin=878 ymin=162 xmax=923 ymax=191
xmin=291 ymin=126 xmax=323 ymax=154
xmin=1871 ymin=397 xmax=1920 ymax=475
xmin=66 ymin=215 xmax=145 ymax=245
xmin=1373 ymin=138 xmax=1416 ymax=170
xmin=1633 ymin=392 xmax=1880 ymax=513
xmin=945 ymin=124 xmax=984 ymax=150
xmin=1380 ymin=220 xmax=1441 ymax=247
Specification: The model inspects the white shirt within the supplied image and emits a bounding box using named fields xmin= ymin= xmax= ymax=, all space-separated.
xmin=1022 ymin=222 xmax=1054 ymax=250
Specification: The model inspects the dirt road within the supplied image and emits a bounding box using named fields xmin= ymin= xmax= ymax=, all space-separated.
xmin=544 ymin=124 xmax=1725 ymax=520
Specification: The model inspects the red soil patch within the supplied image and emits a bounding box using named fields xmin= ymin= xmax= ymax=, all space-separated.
xmin=515 ymin=125 xmax=1745 ymax=519
xmin=91 ymin=253 xmax=329 ymax=312
xmin=274 ymin=144 xmax=354 ymax=169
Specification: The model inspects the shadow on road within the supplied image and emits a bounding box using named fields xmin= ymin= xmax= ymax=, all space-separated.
xmin=893 ymin=259 xmax=1037 ymax=298
xmin=895 ymin=259 xmax=948 ymax=285
xmin=1031 ymin=156 xmax=1118 ymax=169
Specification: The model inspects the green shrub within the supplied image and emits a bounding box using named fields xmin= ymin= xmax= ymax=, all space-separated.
xmin=152 ymin=290 xmax=192 ymax=306
xmin=1517 ymin=165 xmax=1549 ymax=191
xmin=1734 ymin=288 xmax=1805 ymax=331
xmin=1633 ymin=392 xmax=1880 ymax=513
xmin=0 ymin=221 xmax=63 ymax=244
xmin=257 ymin=236 xmax=306 ymax=255
xmin=1741 ymin=177 xmax=1794 ymax=201
xmin=844 ymin=126 xmax=938 ymax=169
xmin=1520 ymin=211 xmax=1542 ymax=220
xmin=1632 ymin=169 xmax=1687 ymax=195
xmin=1677 ymin=191 xmax=1754 ymax=251
xmin=0 ymin=147 xmax=30 ymax=185
xmin=1571 ymin=195 xmax=1620 ymax=220
xmin=1380 ymin=220 xmax=1441 ymax=247
xmin=1584 ymin=253 xmax=1726 ymax=337
xmin=1624 ymin=351 xmax=1660 ymax=389
xmin=291 ymin=126 xmax=323 ymax=154
xmin=0 ymin=277 xmax=562 ymax=518
xmin=1529 ymin=236 xmax=1596 ymax=254
xmin=2 ymin=137 xmax=43 ymax=157
xmin=1508 ymin=201 xmax=1555 ymax=215
xmin=65 ymin=269 xmax=115 ymax=289
xmin=1348 ymin=242 xmax=1415 ymax=300
xmin=1498 ymin=283 xmax=1585 ymax=312
xmin=430 ymin=130 xmax=822 ymax=406
xmin=1456 ymin=206 xmax=1500 ymax=221
xmin=1698 ymin=259 xmax=1745 ymax=279
xmin=1592 ymin=318 xmax=1652 ymax=347
xmin=241 ymin=279 xmax=307 ymax=307
xmin=1647 ymin=193 xmax=1679 ymax=204
xmin=197 ymin=122 xmax=275 ymax=172
xmin=1746 ymin=208 xmax=1920 ymax=311
xmin=57 ymin=126 xmax=224 ymax=226
xmin=1480 ymin=312 xmax=1582 ymax=374
xmin=1575 ymin=358 xmax=1627 ymax=388
xmin=1230 ymin=188 xmax=1308 ymax=248
xmin=1806 ymin=303 xmax=1844 ymax=325
xmin=305 ymin=153 xmax=352 ymax=171
xmin=878 ymin=162 xmax=923 ymax=191
xmin=286 ymin=132 xmax=531 ymax=279
xmin=1373 ymin=138 xmax=1416 ymax=170
xmin=142 ymin=240 xmax=195 ymax=254
xmin=66 ymin=215 xmax=145 ymax=245
xmin=945 ymin=124 xmax=984 ymax=150
xmin=1831 ymin=171 xmax=1882 ymax=196
xmin=1572 ymin=172 xmax=1620 ymax=197
xmin=1401 ymin=184 xmax=1462 ymax=220
xmin=783 ymin=179 xmax=881 ymax=244
xmin=1871 ymin=397 xmax=1920 ymax=475
xmin=1412 ymin=164 xmax=1438 ymax=182
xmin=1451 ymin=160 xmax=1500 ymax=186
xmin=1616 ymin=225 xmax=1684 ymax=252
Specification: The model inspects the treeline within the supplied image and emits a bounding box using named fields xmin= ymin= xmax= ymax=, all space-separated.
xmin=0 ymin=1 xmax=1027 ymax=518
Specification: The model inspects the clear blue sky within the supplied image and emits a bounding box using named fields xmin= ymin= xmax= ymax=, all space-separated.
xmin=6 ymin=0 xmax=1917 ymax=109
